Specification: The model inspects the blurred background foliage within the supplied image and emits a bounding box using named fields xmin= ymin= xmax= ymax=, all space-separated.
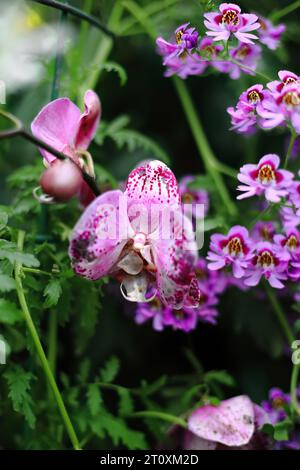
xmin=1 ymin=0 xmax=300 ymax=449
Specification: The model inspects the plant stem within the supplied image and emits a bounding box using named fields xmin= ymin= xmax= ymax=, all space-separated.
xmin=284 ymin=129 xmax=297 ymax=169
xmin=270 ymin=0 xmax=300 ymax=22
xmin=228 ymin=59 xmax=272 ymax=83
xmin=130 ymin=410 xmax=187 ymax=428
xmin=14 ymin=231 xmax=81 ymax=450
xmin=172 ymin=77 xmax=237 ymax=217
xmin=23 ymin=267 xmax=52 ymax=276
xmin=290 ymin=361 xmax=300 ymax=416
xmin=48 ymin=311 xmax=57 ymax=376
xmin=265 ymin=284 xmax=294 ymax=345
xmin=30 ymin=0 xmax=115 ymax=37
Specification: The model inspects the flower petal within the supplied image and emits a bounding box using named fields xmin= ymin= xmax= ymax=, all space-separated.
xmin=188 ymin=396 xmax=255 ymax=447
xmin=74 ymin=90 xmax=101 ymax=149
xmin=31 ymin=98 xmax=81 ymax=163
xmin=69 ymin=190 xmax=130 ymax=279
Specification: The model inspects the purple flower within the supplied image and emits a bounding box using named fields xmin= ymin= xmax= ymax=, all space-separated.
xmin=268 ymin=70 xmax=300 ymax=96
xmin=257 ymin=16 xmax=285 ymax=50
xmin=163 ymin=306 xmax=198 ymax=332
xmin=258 ymin=82 xmax=300 ymax=133
xmin=204 ymin=3 xmax=260 ymax=44
xmin=243 ymin=241 xmax=287 ymax=288
xmin=237 ymin=154 xmax=294 ymax=203
xmin=207 ymin=225 xmax=253 ymax=278
xmin=251 ymin=221 xmax=277 ymax=242
xmin=228 ymin=42 xmax=261 ymax=79
xmin=274 ymin=228 xmax=300 ymax=261
xmin=227 ymin=84 xmax=268 ymax=134
xmin=179 ymin=175 xmax=209 ymax=218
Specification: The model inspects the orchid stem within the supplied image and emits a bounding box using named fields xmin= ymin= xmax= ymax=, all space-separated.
xmin=30 ymin=0 xmax=115 ymax=38
xmin=14 ymin=231 xmax=81 ymax=450
xmin=290 ymin=362 xmax=300 ymax=417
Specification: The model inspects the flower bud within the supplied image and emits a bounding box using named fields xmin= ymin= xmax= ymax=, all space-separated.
xmin=40 ymin=159 xmax=82 ymax=202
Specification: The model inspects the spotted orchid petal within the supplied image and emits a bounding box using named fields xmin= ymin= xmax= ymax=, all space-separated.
xmin=69 ymin=190 xmax=130 ymax=280
xmin=188 ymin=396 xmax=255 ymax=447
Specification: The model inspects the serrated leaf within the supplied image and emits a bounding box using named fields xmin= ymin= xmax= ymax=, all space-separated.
xmin=99 ymin=61 xmax=127 ymax=86
xmin=87 ymin=384 xmax=103 ymax=416
xmin=100 ymin=356 xmax=120 ymax=383
xmin=0 ymin=274 xmax=16 ymax=292
xmin=0 ymin=240 xmax=40 ymax=267
xmin=111 ymin=129 xmax=170 ymax=164
xmin=0 ymin=299 xmax=23 ymax=324
xmin=118 ymin=388 xmax=134 ymax=416
xmin=4 ymin=365 xmax=36 ymax=429
xmin=43 ymin=279 xmax=62 ymax=308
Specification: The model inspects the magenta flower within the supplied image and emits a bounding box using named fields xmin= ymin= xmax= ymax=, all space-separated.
xmin=257 ymin=17 xmax=286 ymax=50
xmin=69 ymin=160 xmax=201 ymax=309
xmin=268 ymin=70 xmax=300 ymax=96
xmin=244 ymin=241 xmax=287 ymax=288
xmin=207 ymin=225 xmax=252 ymax=278
xmin=227 ymin=84 xmax=267 ymax=134
xmin=274 ymin=228 xmax=300 ymax=262
xmin=228 ymin=42 xmax=261 ymax=79
xmin=163 ymin=306 xmax=198 ymax=332
xmin=258 ymin=82 xmax=300 ymax=133
xmin=185 ymin=396 xmax=270 ymax=450
xmin=237 ymin=154 xmax=294 ymax=203
xmin=204 ymin=3 xmax=260 ymax=44
xmin=251 ymin=221 xmax=277 ymax=242
xmin=31 ymin=89 xmax=101 ymax=206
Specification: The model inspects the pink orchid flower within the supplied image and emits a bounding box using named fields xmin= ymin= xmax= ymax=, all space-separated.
xmin=257 ymin=17 xmax=286 ymax=51
xmin=69 ymin=160 xmax=201 ymax=309
xmin=185 ymin=396 xmax=271 ymax=450
xmin=204 ymin=3 xmax=260 ymax=44
xmin=237 ymin=154 xmax=294 ymax=203
xmin=31 ymin=89 xmax=101 ymax=206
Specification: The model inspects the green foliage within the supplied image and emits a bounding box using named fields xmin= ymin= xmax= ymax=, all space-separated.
xmin=98 ymin=62 xmax=128 ymax=86
xmin=4 ymin=365 xmax=36 ymax=429
xmin=99 ymin=356 xmax=120 ymax=383
xmin=43 ymin=279 xmax=62 ymax=308
xmin=0 ymin=299 xmax=23 ymax=324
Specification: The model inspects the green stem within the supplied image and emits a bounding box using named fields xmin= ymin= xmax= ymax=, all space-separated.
xmin=172 ymin=77 xmax=237 ymax=217
xmin=22 ymin=267 xmax=52 ymax=276
xmin=284 ymin=129 xmax=297 ymax=169
xmin=14 ymin=231 xmax=81 ymax=450
xmin=228 ymin=59 xmax=272 ymax=83
xmin=130 ymin=411 xmax=187 ymax=428
xmin=78 ymin=2 xmax=123 ymax=98
xmin=48 ymin=310 xmax=57 ymax=376
xmin=270 ymin=0 xmax=300 ymax=22
xmin=265 ymin=284 xmax=294 ymax=345
xmin=290 ymin=362 xmax=300 ymax=416
xmin=30 ymin=0 xmax=115 ymax=37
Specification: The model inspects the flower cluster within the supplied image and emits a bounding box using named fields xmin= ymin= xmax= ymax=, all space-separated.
xmin=262 ymin=386 xmax=300 ymax=450
xmin=228 ymin=70 xmax=300 ymax=135
xmin=156 ymin=4 xmax=285 ymax=80
xmin=133 ymin=257 xmax=227 ymax=332
xmin=207 ymin=215 xmax=300 ymax=289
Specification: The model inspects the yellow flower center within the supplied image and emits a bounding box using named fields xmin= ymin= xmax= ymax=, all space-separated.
xmin=176 ymin=30 xmax=183 ymax=44
xmin=286 ymin=235 xmax=298 ymax=249
xmin=222 ymin=10 xmax=239 ymax=25
xmin=283 ymin=91 xmax=300 ymax=106
xmin=247 ymin=90 xmax=260 ymax=103
xmin=257 ymin=250 xmax=274 ymax=268
xmin=258 ymin=164 xmax=275 ymax=184
xmin=227 ymin=237 xmax=243 ymax=256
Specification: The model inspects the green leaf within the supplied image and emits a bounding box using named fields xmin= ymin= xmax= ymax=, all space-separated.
xmin=0 ymin=212 xmax=8 ymax=231
xmin=0 ymin=274 xmax=16 ymax=292
xmin=87 ymin=384 xmax=103 ymax=417
xmin=100 ymin=356 xmax=120 ymax=383
xmin=118 ymin=388 xmax=134 ymax=416
xmin=204 ymin=370 xmax=236 ymax=388
xmin=43 ymin=279 xmax=62 ymax=308
xmin=4 ymin=365 xmax=36 ymax=428
xmin=111 ymin=129 xmax=170 ymax=164
xmin=0 ymin=240 xmax=40 ymax=267
xmin=0 ymin=299 xmax=23 ymax=324
xmin=99 ymin=61 xmax=127 ymax=86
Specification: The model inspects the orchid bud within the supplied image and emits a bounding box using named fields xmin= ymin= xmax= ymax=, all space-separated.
xmin=40 ymin=159 xmax=82 ymax=202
